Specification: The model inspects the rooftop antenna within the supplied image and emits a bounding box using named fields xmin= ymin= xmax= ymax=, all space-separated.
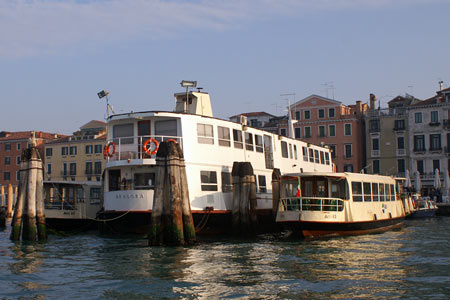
xmin=321 ymin=82 xmax=335 ymax=99
xmin=97 ymin=90 xmax=115 ymax=119
xmin=439 ymin=80 xmax=444 ymax=91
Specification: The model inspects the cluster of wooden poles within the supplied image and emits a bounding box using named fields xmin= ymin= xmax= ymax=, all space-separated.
xmin=149 ymin=141 xmax=196 ymax=246
xmin=10 ymin=146 xmax=47 ymax=241
xmin=0 ymin=183 xmax=17 ymax=219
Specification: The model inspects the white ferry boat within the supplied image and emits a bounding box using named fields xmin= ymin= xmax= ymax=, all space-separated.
xmin=276 ymin=172 xmax=407 ymax=237
xmin=98 ymin=88 xmax=333 ymax=234
xmin=44 ymin=181 xmax=102 ymax=231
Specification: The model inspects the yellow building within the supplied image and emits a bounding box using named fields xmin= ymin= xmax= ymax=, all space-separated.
xmin=44 ymin=121 xmax=106 ymax=182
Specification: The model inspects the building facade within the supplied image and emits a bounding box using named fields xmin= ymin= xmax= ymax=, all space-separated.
xmin=229 ymin=112 xmax=276 ymax=129
xmin=44 ymin=121 xmax=106 ymax=182
xmin=286 ymin=95 xmax=368 ymax=172
xmin=0 ymin=131 xmax=62 ymax=187
xmin=408 ymin=87 xmax=450 ymax=195
xmin=365 ymin=94 xmax=421 ymax=176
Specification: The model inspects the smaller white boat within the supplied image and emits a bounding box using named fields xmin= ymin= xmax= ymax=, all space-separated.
xmin=44 ymin=181 xmax=102 ymax=231
xmin=407 ymin=195 xmax=438 ymax=218
xmin=276 ymin=172 xmax=407 ymax=238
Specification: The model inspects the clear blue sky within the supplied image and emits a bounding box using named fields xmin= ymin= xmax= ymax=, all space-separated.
xmin=1 ymin=0 xmax=449 ymax=134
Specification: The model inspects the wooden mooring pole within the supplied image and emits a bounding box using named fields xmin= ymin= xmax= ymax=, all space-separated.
xmin=10 ymin=144 xmax=47 ymax=242
xmin=7 ymin=184 xmax=13 ymax=218
xmin=232 ymin=161 xmax=257 ymax=236
xmin=148 ymin=141 xmax=196 ymax=246
xmin=271 ymin=168 xmax=281 ymax=216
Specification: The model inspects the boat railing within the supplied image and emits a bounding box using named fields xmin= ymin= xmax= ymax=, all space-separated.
xmin=105 ymin=135 xmax=183 ymax=161
xmin=279 ymin=196 xmax=345 ymax=212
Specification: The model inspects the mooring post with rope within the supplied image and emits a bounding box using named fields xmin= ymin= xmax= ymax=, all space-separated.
xmin=231 ymin=162 xmax=241 ymax=235
xmin=11 ymin=155 xmax=28 ymax=240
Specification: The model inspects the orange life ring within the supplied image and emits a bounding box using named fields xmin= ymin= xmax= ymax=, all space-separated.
xmin=143 ymin=138 xmax=159 ymax=155
xmin=167 ymin=138 xmax=178 ymax=144
xmin=103 ymin=142 xmax=116 ymax=158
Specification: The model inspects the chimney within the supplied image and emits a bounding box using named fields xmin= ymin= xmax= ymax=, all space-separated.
xmin=369 ymin=94 xmax=377 ymax=111
xmin=356 ymin=100 xmax=362 ymax=114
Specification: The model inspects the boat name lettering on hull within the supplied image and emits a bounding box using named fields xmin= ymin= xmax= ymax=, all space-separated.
xmin=116 ymin=194 xmax=145 ymax=199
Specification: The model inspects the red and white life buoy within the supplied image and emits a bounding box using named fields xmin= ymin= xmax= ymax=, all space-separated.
xmin=143 ymin=138 xmax=159 ymax=155
xmin=167 ymin=138 xmax=178 ymax=144
xmin=103 ymin=141 xmax=116 ymax=158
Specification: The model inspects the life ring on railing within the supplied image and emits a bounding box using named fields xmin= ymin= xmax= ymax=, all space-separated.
xmin=167 ymin=138 xmax=178 ymax=144
xmin=143 ymin=138 xmax=159 ymax=155
xmin=103 ymin=142 xmax=116 ymax=158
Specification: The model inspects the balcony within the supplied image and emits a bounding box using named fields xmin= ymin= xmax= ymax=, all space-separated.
xmin=429 ymin=147 xmax=442 ymax=153
xmin=443 ymin=119 xmax=450 ymax=129
xmin=371 ymin=150 xmax=380 ymax=157
xmin=105 ymin=135 xmax=183 ymax=161
xmin=413 ymin=148 xmax=426 ymax=154
xmin=369 ymin=127 xmax=380 ymax=133
xmin=396 ymin=149 xmax=406 ymax=156
xmin=393 ymin=126 xmax=405 ymax=131
xmin=429 ymin=121 xmax=441 ymax=126
xmin=85 ymin=170 xmax=93 ymax=175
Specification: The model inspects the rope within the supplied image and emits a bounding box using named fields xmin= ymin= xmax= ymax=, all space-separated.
xmin=195 ymin=207 xmax=213 ymax=233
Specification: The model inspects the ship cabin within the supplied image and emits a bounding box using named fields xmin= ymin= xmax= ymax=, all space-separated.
xmin=102 ymin=91 xmax=333 ymax=213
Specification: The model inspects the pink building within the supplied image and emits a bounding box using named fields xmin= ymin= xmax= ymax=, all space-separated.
xmin=281 ymin=95 xmax=368 ymax=172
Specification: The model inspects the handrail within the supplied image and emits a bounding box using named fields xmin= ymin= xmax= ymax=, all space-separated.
xmin=105 ymin=135 xmax=183 ymax=161
xmin=279 ymin=196 xmax=345 ymax=212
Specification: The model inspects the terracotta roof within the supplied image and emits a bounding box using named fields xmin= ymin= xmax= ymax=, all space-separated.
xmin=80 ymin=120 xmax=106 ymax=130
xmin=0 ymin=131 xmax=63 ymax=142
xmin=229 ymin=112 xmax=275 ymax=119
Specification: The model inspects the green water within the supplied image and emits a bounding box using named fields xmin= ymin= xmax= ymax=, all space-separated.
xmin=1 ymin=218 xmax=449 ymax=299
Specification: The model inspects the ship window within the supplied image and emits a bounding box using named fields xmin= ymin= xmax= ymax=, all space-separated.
xmin=155 ymin=120 xmax=177 ymax=138
xmin=308 ymin=148 xmax=314 ymax=162
xmin=314 ymin=150 xmax=320 ymax=163
xmin=255 ymin=135 xmax=263 ymax=153
xmin=109 ymin=170 xmax=121 ymax=192
xmin=281 ymin=141 xmax=288 ymax=158
xmin=221 ymin=171 xmax=232 ymax=192
xmin=325 ymin=152 xmax=330 ymax=165
xmin=320 ymin=151 xmax=325 ymax=164
xmin=134 ymin=173 xmax=155 ymax=190
xmin=331 ymin=178 xmax=347 ymax=199
xmin=303 ymin=147 xmax=308 ymax=161
xmin=197 ymin=123 xmax=214 ymax=144
xmin=372 ymin=183 xmax=379 ymax=201
xmin=289 ymin=144 xmax=293 ymax=159
xmin=201 ymin=171 xmax=218 ymax=191
xmin=218 ymin=126 xmax=231 ymax=147
xmin=390 ymin=184 xmax=395 ymax=201
xmin=379 ymin=183 xmax=385 ymax=202
xmin=258 ymin=175 xmax=267 ymax=193
xmin=90 ymin=188 xmax=101 ymax=204
xmin=233 ymin=129 xmax=243 ymax=149
xmin=351 ymin=181 xmax=363 ymax=202
xmin=113 ymin=123 xmax=134 ymax=144
xmin=363 ymin=182 xmax=371 ymax=202
xmin=385 ymin=184 xmax=391 ymax=201
xmin=293 ymin=145 xmax=298 ymax=160
xmin=245 ymin=132 xmax=254 ymax=151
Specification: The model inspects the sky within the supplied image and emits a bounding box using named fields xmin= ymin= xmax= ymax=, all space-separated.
xmin=1 ymin=0 xmax=449 ymax=135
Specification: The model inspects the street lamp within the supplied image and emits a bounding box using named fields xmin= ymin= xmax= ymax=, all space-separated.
xmin=180 ymin=80 xmax=197 ymax=113
xmin=98 ymin=90 xmax=114 ymax=118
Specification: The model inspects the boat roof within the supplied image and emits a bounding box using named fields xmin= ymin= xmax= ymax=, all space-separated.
xmin=282 ymin=172 xmax=397 ymax=182
xmin=44 ymin=180 xmax=102 ymax=186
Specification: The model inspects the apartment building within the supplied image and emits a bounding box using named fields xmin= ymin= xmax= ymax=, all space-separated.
xmin=365 ymin=94 xmax=421 ymax=176
xmin=287 ymin=94 xmax=368 ymax=172
xmin=408 ymin=87 xmax=450 ymax=195
xmin=0 ymin=131 xmax=62 ymax=187
xmin=44 ymin=120 xmax=106 ymax=182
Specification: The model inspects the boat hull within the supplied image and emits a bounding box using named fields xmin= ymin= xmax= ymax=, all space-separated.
xmin=97 ymin=209 xmax=277 ymax=235
xmin=281 ymin=216 xmax=405 ymax=238
xmin=407 ymin=209 xmax=438 ymax=219
xmin=45 ymin=218 xmax=98 ymax=231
